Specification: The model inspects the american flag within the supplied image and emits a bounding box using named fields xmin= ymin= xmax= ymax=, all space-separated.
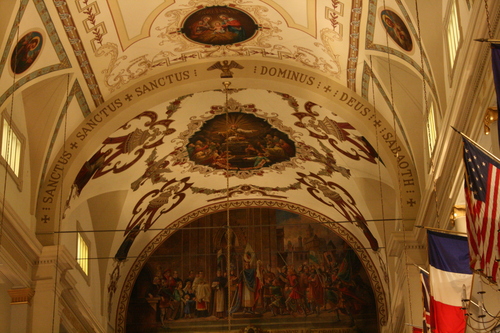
xmin=462 ymin=136 xmax=500 ymax=282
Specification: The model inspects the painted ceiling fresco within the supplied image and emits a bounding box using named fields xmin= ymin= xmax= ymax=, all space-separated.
xmin=58 ymin=87 xmax=395 ymax=331
xmin=0 ymin=0 xmax=437 ymax=331
xmin=64 ymin=89 xmax=393 ymax=239
xmin=187 ymin=112 xmax=296 ymax=170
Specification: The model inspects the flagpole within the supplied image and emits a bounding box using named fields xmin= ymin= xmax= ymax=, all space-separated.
xmin=465 ymin=272 xmax=475 ymax=329
xmin=473 ymin=269 xmax=499 ymax=286
xmin=451 ymin=126 xmax=500 ymax=163
xmin=415 ymin=224 xmax=467 ymax=236
xmin=405 ymin=323 xmax=423 ymax=328
xmin=474 ymin=38 xmax=500 ymax=43
xmin=413 ymin=263 xmax=429 ymax=274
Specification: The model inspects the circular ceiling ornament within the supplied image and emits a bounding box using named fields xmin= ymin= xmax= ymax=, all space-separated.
xmin=181 ymin=6 xmax=258 ymax=45
xmin=380 ymin=9 xmax=412 ymax=52
xmin=10 ymin=31 xmax=43 ymax=74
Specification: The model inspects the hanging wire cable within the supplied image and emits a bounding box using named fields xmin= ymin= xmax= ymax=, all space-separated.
xmin=223 ymin=81 xmax=232 ymax=330
xmin=369 ymin=53 xmax=393 ymax=329
xmin=382 ymin=0 xmax=414 ymax=328
xmin=483 ymin=0 xmax=493 ymax=39
xmin=0 ymin=19 xmax=20 ymax=255
xmin=51 ymin=73 xmax=70 ymax=332
xmin=34 ymin=218 xmax=409 ymax=235
xmin=415 ymin=0 xmax=441 ymax=230
xmin=456 ymin=2 xmax=500 ymax=331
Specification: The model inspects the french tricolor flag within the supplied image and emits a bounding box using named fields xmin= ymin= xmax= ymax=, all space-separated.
xmin=428 ymin=230 xmax=472 ymax=333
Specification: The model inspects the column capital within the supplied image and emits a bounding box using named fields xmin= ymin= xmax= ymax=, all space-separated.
xmin=35 ymin=245 xmax=75 ymax=281
xmin=8 ymin=287 xmax=35 ymax=304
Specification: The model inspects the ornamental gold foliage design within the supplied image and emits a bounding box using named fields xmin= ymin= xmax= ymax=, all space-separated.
xmin=96 ymin=0 xmax=342 ymax=91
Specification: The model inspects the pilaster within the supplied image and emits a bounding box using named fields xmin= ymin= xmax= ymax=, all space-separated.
xmin=7 ymin=287 xmax=34 ymax=333
xmin=31 ymin=245 xmax=75 ymax=333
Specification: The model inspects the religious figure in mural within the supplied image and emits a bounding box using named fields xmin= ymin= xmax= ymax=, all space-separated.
xmin=190 ymin=16 xmax=213 ymax=37
xmin=158 ymin=278 xmax=173 ymax=327
xmin=182 ymin=6 xmax=258 ymax=45
xmin=381 ymin=9 xmax=413 ymax=52
xmin=210 ymin=270 xmax=228 ymax=318
xmin=193 ymin=271 xmax=212 ymax=317
xmin=187 ymin=112 xmax=296 ymax=171
xmin=126 ymin=209 xmax=379 ymax=332
xmin=219 ymin=14 xmax=246 ymax=42
xmin=307 ymin=266 xmax=325 ymax=316
xmin=10 ymin=31 xmax=43 ymax=74
xmin=230 ymin=244 xmax=263 ymax=315
xmin=182 ymin=281 xmax=196 ymax=318
xmin=268 ymin=278 xmax=286 ymax=316
xmin=284 ymin=265 xmax=309 ymax=316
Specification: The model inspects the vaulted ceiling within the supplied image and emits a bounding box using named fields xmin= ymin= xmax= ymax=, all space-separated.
xmin=3 ymin=0 xmax=487 ymax=330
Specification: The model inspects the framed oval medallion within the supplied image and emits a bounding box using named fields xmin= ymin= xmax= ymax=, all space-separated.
xmin=10 ymin=31 xmax=43 ymax=74
xmin=182 ymin=6 xmax=258 ymax=46
xmin=380 ymin=10 xmax=412 ymax=52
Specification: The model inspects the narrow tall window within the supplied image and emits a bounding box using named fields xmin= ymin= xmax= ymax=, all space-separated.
xmin=77 ymin=232 xmax=89 ymax=275
xmin=447 ymin=1 xmax=461 ymax=66
xmin=1 ymin=117 xmax=22 ymax=177
xmin=427 ymin=102 xmax=437 ymax=156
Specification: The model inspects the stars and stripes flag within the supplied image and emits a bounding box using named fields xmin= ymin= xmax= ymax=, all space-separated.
xmin=419 ymin=268 xmax=431 ymax=332
xmin=462 ymin=135 xmax=500 ymax=282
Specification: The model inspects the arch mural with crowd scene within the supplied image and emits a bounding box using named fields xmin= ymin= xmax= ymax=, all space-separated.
xmin=126 ymin=208 xmax=379 ymax=332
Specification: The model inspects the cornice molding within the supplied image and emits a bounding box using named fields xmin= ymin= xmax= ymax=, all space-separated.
xmin=387 ymin=230 xmax=425 ymax=258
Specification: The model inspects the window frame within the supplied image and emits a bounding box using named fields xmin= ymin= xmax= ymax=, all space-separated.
xmin=76 ymin=222 xmax=91 ymax=284
xmin=427 ymin=101 xmax=438 ymax=157
xmin=0 ymin=111 xmax=24 ymax=190
xmin=445 ymin=0 xmax=463 ymax=82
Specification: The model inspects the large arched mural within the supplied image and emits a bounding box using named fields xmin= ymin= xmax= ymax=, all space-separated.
xmin=125 ymin=208 xmax=379 ymax=332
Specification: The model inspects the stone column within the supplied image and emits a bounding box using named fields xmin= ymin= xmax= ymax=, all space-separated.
xmin=7 ymin=287 xmax=34 ymax=333
xmin=30 ymin=245 xmax=75 ymax=333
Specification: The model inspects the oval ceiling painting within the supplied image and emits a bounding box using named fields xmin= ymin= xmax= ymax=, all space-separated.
xmin=10 ymin=31 xmax=43 ymax=74
xmin=182 ymin=6 xmax=258 ymax=45
xmin=187 ymin=112 xmax=296 ymax=171
xmin=380 ymin=9 xmax=413 ymax=52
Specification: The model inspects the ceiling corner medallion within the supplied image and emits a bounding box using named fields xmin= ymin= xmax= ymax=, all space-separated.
xmin=380 ymin=9 xmax=413 ymax=52
xmin=10 ymin=31 xmax=43 ymax=74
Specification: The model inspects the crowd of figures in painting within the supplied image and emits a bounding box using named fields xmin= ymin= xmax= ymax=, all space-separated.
xmin=127 ymin=210 xmax=377 ymax=331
